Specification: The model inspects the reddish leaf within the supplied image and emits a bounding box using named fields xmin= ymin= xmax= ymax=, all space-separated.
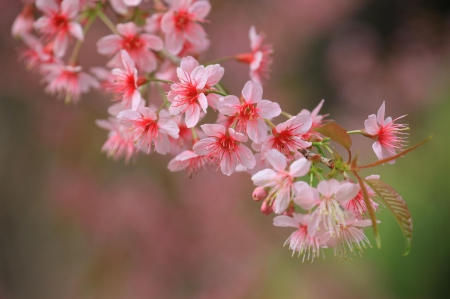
xmin=316 ymin=122 xmax=352 ymax=150
xmin=365 ymin=178 xmax=413 ymax=256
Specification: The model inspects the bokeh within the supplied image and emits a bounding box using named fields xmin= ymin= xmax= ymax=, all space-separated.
xmin=1 ymin=0 xmax=450 ymax=298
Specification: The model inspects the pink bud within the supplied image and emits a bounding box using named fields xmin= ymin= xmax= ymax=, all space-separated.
xmin=252 ymin=187 xmax=267 ymax=201
xmin=261 ymin=201 xmax=273 ymax=215
xmin=282 ymin=205 xmax=295 ymax=217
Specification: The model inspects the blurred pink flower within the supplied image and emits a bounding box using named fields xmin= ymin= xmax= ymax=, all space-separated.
xmin=33 ymin=0 xmax=84 ymax=57
xmin=97 ymin=22 xmax=163 ymax=73
xmin=364 ymin=101 xmax=408 ymax=164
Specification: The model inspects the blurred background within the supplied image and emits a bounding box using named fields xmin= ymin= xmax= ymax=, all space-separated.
xmin=1 ymin=0 xmax=449 ymax=298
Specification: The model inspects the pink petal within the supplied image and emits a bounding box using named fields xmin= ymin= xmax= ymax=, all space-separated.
xmin=242 ymin=80 xmax=263 ymax=104
xmin=372 ymin=142 xmax=395 ymax=164
xmin=117 ymin=109 xmax=140 ymax=123
xmin=123 ymin=0 xmax=141 ymax=6
xmin=257 ymin=100 xmax=281 ymax=119
xmin=184 ymin=22 xmax=207 ymax=45
xmin=164 ymin=30 xmax=183 ymax=55
xmin=205 ymin=64 xmax=224 ymax=86
xmin=273 ymin=215 xmax=299 ymax=228
xmin=117 ymin=22 xmax=137 ymax=37
xmin=289 ymin=157 xmax=311 ymax=177
xmin=265 ymin=149 xmax=287 ymax=172
xmin=246 ymin=118 xmax=267 ymax=143
xmin=249 ymin=26 xmax=263 ymax=51
xmin=251 ymin=169 xmax=277 ymax=186
xmin=197 ymin=93 xmax=208 ymax=113
xmin=193 ymin=138 xmax=216 ymax=155
xmin=155 ymin=132 xmax=171 ymax=154
xmin=200 ymin=124 xmax=225 ymax=137
xmin=36 ymin=0 xmax=59 ymax=15
xmin=185 ymin=104 xmax=201 ymax=128
xmin=364 ymin=114 xmax=379 ymax=135
xmin=130 ymin=90 xmax=141 ymax=110
xmin=217 ymin=95 xmax=240 ymax=115
xmin=120 ymin=50 xmax=136 ymax=72
xmin=294 ymin=186 xmax=320 ymax=210
xmin=220 ymin=152 xmax=237 ymax=176
xmin=229 ymin=128 xmax=247 ymax=143
xmin=68 ymin=22 xmax=83 ymax=41
xmin=141 ymin=34 xmax=164 ymax=51
xmin=187 ymin=0 xmax=211 ymax=19
xmin=97 ymin=35 xmax=122 ymax=55
xmin=180 ymin=56 xmax=199 ymax=73
xmin=176 ymin=150 xmax=198 ymax=161
xmin=53 ymin=32 xmax=68 ymax=57
xmin=376 ymin=101 xmax=386 ymax=126
xmin=158 ymin=118 xmax=180 ymax=138
xmin=190 ymin=66 xmax=208 ymax=90
xmin=61 ymin=0 xmax=79 ymax=19
xmin=317 ymin=179 xmax=340 ymax=198
xmin=161 ymin=11 xmax=175 ymax=33
xmin=335 ymin=182 xmax=359 ymax=202
xmin=236 ymin=145 xmax=256 ymax=169
xmin=273 ymin=189 xmax=290 ymax=214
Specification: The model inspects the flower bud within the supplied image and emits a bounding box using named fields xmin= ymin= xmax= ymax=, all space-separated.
xmin=261 ymin=201 xmax=273 ymax=215
xmin=252 ymin=187 xmax=267 ymax=201
xmin=282 ymin=205 xmax=295 ymax=217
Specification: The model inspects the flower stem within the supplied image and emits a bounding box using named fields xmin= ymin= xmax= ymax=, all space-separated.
xmin=264 ymin=118 xmax=276 ymax=129
xmin=147 ymin=77 xmax=173 ymax=84
xmin=347 ymin=130 xmax=365 ymax=135
xmin=68 ymin=12 xmax=97 ymax=65
xmin=281 ymin=111 xmax=293 ymax=118
xmin=206 ymin=90 xmax=227 ymax=97
xmin=97 ymin=9 xmax=118 ymax=34
xmin=191 ymin=127 xmax=199 ymax=142
xmin=205 ymin=56 xmax=236 ymax=65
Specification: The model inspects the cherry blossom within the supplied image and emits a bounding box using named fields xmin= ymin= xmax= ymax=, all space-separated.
xmin=193 ymin=124 xmax=255 ymax=176
xmin=118 ymin=106 xmax=180 ymax=154
xmin=217 ymin=80 xmax=281 ymax=143
xmin=168 ymin=56 xmax=224 ymax=127
xmin=41 ymin=63 xmax=99 ymax=102
xmin=161 ymin=0 xmax=211 ymax=55
xmin=168 ymin=150 xmax=209 ymax=176
xmin=294 ymin=179 xmax=359 ymax=237
xmin=261 ymin=113 xmax=312 ymax=159
xmin=96 ymin=117 xmax=136 ymax=163
xmin=273 ymin=214 xmax=328 ymax=262
xmin=107 ymin=50 xmax=144 ymax=110
xmin=236 ymin=26 xmax=273 ymax=85
xmin=364 ymin=102 xmax=408 ymax=164
xmin=325 ymin=214 xmax=375 ymax=260
xmin=252 ymin=149 xmax=311 ymax=214
xmin=97 ymin=22 xmax=163 ymax=73
xmin=342 ymin=175 xmax=380 ymax=220
xmin=34 ymin=0 xmax=84 ymax=57
xmin=12 ymin=5 xmax=34 ymax=37
xmin=19 ymin=34 xmax=59 ymax=70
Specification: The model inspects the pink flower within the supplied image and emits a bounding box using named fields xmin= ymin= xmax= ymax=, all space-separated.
xmin=168 ymin=150 xmax=209 ymax=176
xmin=12 ymin=5 xmax=34 ymax=37
xmin=364 ymin=102 xmax=408 ymax=164
xmin=97 ymin=22 xmax=163 ymax=73
xmin=108 ymin=50 xmax=144 ymax=110
xmin=34 ymin=0 xmax=84 ymax=57
xmin=251 ymin=149 xmax=311 ymax=214
xmin=41 ymin=63 xmax=99 ymax=102
xmin=193 ymin=124 xmax=255 ymax=176
xmin=273 ymin=214 xmax=328 ymax=262
xmin=168 ymin=56 xmax=224 ymax=127
xmin=299 ymin=99 xmax=329 ymax=138
xmin=342 ymin=175 xmax=380 ymax=220
xmin=217 ymin=80 xmax=281 ymax=143
xmin=236 ymin=26 xmax=273 ymax=85
xmin=118 ymin=106 xmax=180 ymax=154
xmin=19 ymin=34 xmax=59 ymax=70
xmin=96 ymin=117 xmax=136 ymax=163
xmin=109 ymin=0 xmax=142 ymax=15
xmin=294 ymin=179 xmax=359 ymax=237
xmin=325 ymin=214 xmax=375 ymax=260
xmin=261 ymin=113 xmax=312 ymax=159
xmin=161 ymin=0 xmax=211 ymax=55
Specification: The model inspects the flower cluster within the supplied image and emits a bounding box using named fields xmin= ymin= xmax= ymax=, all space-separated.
xmin=13 ymin=0 xmax=423 ymax=261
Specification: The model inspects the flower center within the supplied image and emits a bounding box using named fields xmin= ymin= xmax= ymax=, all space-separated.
xmin=174 ymin=11 xmax=190 ymax=30
xmin=122 ymin=36 xmax=143 ymax=50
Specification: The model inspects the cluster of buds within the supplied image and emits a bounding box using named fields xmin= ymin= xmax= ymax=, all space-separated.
xmin=13 ymin=0 xmax=428 ymax=261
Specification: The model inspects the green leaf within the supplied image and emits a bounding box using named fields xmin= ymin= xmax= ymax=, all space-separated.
xmin=365 ymin=178 xmax=413 ymax=256
xmin=354 ymin=173 xmax=381 ymax=249
xmin=315 ymin=122 xmax=352 ymax=150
